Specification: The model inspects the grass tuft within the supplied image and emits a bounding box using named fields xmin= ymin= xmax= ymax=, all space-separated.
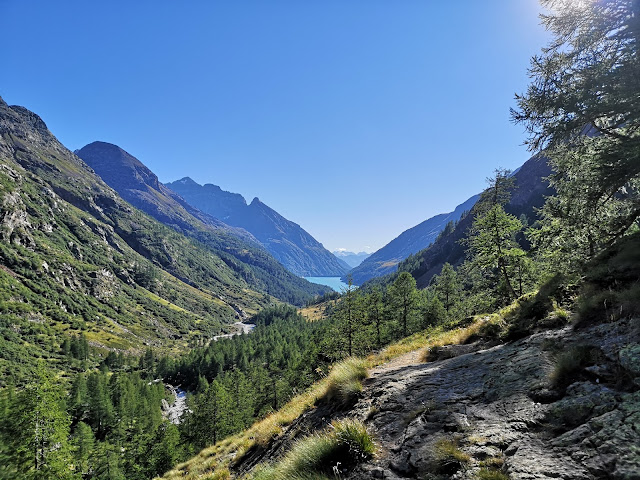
xmin=476 ymin=468 xmax=509 ymax=480
xmin=434 ymin=438 xmax=470 ymax=473
xmin=549 ymin=345 xmax=602 ymax=389
xmin=248 ymin=418 xmax=375 ymax=480
xmin=323 ymin=357 xmax=368 ymax=405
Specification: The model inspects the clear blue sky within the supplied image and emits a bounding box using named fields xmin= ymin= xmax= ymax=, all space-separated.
xmin=2 ymin=0 xmax=548 ymax=253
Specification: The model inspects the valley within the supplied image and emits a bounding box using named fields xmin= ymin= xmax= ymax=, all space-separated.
xmin=1 ymin=1 xmax=639 ymax=479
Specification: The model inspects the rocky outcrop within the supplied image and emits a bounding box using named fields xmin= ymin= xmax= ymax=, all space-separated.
xmin=233 ymin=317 xmax=639 ymax=480
xmin=345 ymin=318 xmax=639 ymax=480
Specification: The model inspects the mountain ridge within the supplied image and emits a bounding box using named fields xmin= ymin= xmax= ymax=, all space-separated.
xmin=75 ymin=141 xmax=330 ymax=305
xmin=398 ymin=154 xmax=553 ymax=288
xmin=347 ymin=194 xmax=480 ymax=285
xmin=0 ymin=98 xmax=280 ymax=381
xmin=166 ymin=176 xmax=347 ymax=277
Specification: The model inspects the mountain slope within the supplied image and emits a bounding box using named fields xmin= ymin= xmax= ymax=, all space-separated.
xmin=76 ymin=142 xmax=330 ymax=305
xmin=398 ymin=154 xmax=553 ymax=288
xmin=166 ymin=177 xmax=347 ymax=277
xmin=0 ymin=97 xmax=286 ymax=382
xmin=347 ymin=194 xmax=479 ymax=285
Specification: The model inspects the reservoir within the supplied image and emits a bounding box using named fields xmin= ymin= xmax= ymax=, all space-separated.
xmin=304 ymin=276 xmax=352 ymax=292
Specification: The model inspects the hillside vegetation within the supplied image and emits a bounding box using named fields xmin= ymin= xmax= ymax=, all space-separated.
xmin=160 ymin=1 xmax=640 ymax=478
xmin=76 ymin=142 xmax=330 ymax=305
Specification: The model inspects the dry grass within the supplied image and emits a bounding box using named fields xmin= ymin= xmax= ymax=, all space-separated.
xmin=160 ymin=358 xmax=369 ymax=480
xmin=248 ymin=418 xmax=375 ymax=480
xmin=476 ymin=468 xmax=509 ymax=480
xmin=298 ymin=299 xmax=334 ymax=322
xmin=323 ymin=357 xmax=368 ymax=404
xmin=418 ymin=316 xmax=503 ymax=363
xmin=162 ymin=315 xmax=503 ymax=479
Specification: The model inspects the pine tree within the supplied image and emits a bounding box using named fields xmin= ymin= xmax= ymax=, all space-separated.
xmin=335 ymin=278 xmax=360 ymax=356
xmin=466 ymin=170 xmax=525 ymax=303
xmin=431 ymin=262 xmax=460 ymax=313
xmin=365 ymin=287 xmax=385 ymax=348
xmin=190 ymin=380 xmax=232 ymax=447
xmin=72 ymin=421 xmax=95 ymax=476
xmin=420 ymin=289 xmax=446 ymax=329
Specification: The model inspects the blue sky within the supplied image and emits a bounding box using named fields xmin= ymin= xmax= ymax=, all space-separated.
xmin=2 ymin=1 xmax=549 ymax=253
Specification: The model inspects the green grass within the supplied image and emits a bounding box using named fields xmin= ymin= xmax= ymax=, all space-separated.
xmin=323 ymin=357 xmax=368 ymax=405
xmin=248 ymin=418 xmax=375 ymax=480
xmin=476 ymin=468 xmax=509 ymax=480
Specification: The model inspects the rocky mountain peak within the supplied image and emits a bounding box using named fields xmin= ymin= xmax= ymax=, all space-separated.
xmin=175 ymin=176 xmax=199 ymax=186
xmin=77 ymin=141 xmax=160 ymax=191
xmin=8 ymin=105 xmax=49 ymax=135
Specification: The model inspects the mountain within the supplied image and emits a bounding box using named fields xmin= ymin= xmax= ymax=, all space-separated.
xmin=398 ymin=154 xmax=553 ymax=288
xmin=75 ymin=142 xmax=256 ymax=243
xmin=75 ymin=141 xmax=330 ymax=305
xmin=0 ymin=98 xmax=328 ymax=382
xmin=332 ymin=250 xmax=371 ymax=269
xmin=347 ymin=195 xmax=479 ymax=285
xmin=166 ymin=177 xmax=347 ymax=277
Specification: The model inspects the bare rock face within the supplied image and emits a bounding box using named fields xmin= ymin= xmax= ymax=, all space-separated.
xmin=345 ymin=318 xmax=639 ymax=480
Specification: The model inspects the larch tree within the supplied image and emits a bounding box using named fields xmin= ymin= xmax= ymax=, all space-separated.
xmin=432 ymin=262 xmax=460 ymax=313
xmin=388 ymin=272 xmax=418 ymax=338
xmin=513 ymin=0 xmax=640 ymax=266
xmin=466 ymin=170 xmax=525 ymax=302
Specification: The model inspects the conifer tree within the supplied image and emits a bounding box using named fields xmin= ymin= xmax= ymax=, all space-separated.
xmin=6 ymin=366 xmax=76 ymax=479
xmin=190 ymin=380 xmax=231 ymax=447
xmin=513 ymin=0 xmax=640 ymax=265
xmin=431 ymin=262 xmax=460 ymax=313
xmin=388 ymin=272 xmax=418 ymax=338
xmin=466 ymin=170 xmax=525 ymax=302
xmin=365 ymin=287 xmax=385 ymax=348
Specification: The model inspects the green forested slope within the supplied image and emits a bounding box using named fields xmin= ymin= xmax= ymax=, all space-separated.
xmin=0 ymin=98 xmax=279 ymax=383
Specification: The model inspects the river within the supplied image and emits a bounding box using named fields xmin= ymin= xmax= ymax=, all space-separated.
xmin=163 ymin=321 xmax=256 ymax=424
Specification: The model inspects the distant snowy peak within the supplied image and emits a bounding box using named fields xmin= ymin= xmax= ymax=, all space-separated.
xmin=332 ymin=250 xmax=371 ymax=269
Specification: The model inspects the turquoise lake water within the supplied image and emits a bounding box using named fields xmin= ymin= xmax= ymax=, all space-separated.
xmin=304 ymin=276 xmax=351 ymax=292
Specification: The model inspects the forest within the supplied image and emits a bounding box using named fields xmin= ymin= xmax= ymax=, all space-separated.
xmin=0 ymin=0 xmax=639 ymax=478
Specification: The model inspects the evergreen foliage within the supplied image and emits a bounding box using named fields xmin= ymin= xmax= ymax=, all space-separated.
xmin=513 ymin=0 xmax=640 ymax=267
